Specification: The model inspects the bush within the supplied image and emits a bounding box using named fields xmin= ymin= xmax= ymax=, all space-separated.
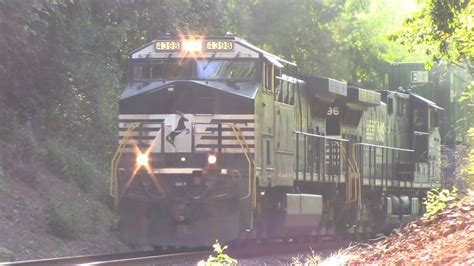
xmin=423 ymin=187 xmax=458 ymax=218
xmin=0 ymin=103 xmax=40 ymax=156
xmin=48 ymin=201 xmax=82 ymax=239
xmin=45 ymin=140 xmax=100 ymax=193
xmin=48 ymin=200 xmax=105 ymax=239
xmin=1 ymin=124 xmax=41 ymax=184
xmin=45 ymin=140 xmax=70 ymax=181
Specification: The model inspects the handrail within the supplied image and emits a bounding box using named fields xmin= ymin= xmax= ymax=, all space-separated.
xmin=340 ymin=142 xmax=362 ymax=207
xmin=293 ymin=130 xmax=349 ymax=142
xmin=348 ymin=142 xmax=415 ymax=207
xmin=229 ymin=123 xmax=256 ymax=229
xmin=352 ymin=142 xmax=414 ymax=152
xmin=294 ymin=130 xmax=348 ymax=182
xmin=110 ymin=123 xmax=139 ymax=209
xmin=229 ymin=123 xmax=256 ymax=200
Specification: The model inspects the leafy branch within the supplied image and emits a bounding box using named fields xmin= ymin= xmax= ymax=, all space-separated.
xmin=198 ymin=240 xmax=237 ymax=266
xmin=423 ymin=187 xmax=458 ymax=218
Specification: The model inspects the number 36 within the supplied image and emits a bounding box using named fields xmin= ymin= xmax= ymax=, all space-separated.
xmin=327 ymin=107 xmax=340 ymax=116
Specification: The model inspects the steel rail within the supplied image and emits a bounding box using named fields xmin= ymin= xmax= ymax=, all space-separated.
xmin=84 ymin=251 xmax=210 ymax=265
xmin=1 ymin=249 xmax=207 ymax=266
xmin=3 ymin=237 xmax=354 ymax=265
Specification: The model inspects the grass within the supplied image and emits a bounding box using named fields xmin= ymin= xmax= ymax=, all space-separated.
xmin=291 ymin=249 xmax=358 ymax=266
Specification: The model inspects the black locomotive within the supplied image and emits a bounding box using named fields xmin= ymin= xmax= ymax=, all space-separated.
xmin=111 ymin=36 xmax=443 ymax=247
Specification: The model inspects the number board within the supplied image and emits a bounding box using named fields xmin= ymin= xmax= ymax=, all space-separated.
xmin=155 ymin=41 xmax=181 ymax=51
xmin=411 ymin=71 xmax=429 ymax=83
xmin=204 ymin=40 xmax=234 ymax=51
xmin=358 ymin=89 xmax=381 ymax=105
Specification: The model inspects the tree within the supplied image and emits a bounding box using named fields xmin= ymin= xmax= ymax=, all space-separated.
xmin=0 ymin=0 xmax=52 ymax=107
xmin=228 ymin=0 xmax=423 ymax=89
xmin=393 ymin=0 xmax=473 ymax=72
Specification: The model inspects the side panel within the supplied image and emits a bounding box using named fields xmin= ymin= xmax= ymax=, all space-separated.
xmin=255 ymin=90 xmax=276 ymax=186
xmin=255 ymin=61 xmax=278 ymax=187
xmin=275 ymin=103 xmax=295 ymax=184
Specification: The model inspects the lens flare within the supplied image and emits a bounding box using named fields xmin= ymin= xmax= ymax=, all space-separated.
xmin=178 ymin=34 xmax=205 ymax=60
xmin=121 ymin=132 xmax=166 ymax=198
xmin=136 ymin=153 xmax=149 ymax=166
xmin=208 ymin=154 xmax=217 ymax=164
xmin=182 ymin=39 xmax=202 ymax=53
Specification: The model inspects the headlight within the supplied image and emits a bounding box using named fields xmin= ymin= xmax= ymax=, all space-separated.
xmin=136 ymin=153 xmax=149 ymax=166
xmin=207 ymin=154 xmax=217 ymax=164
xmin=182 ymin=39 xmax=202 ymax=53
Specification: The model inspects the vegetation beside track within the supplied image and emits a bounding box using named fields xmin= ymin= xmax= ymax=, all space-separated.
xmin=348 ymin=191 xmax=474 ymax=264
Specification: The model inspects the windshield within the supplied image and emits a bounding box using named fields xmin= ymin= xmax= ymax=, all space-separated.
xmin=195 ymin=60 xmax=256 ymax=80
xmin=133 ymin=60 xmax=192 ymax=81
xmin=132 ymin=59 xmax=256 ymax=82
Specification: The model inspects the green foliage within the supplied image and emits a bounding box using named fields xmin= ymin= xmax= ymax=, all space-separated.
xmin=0 ymin=0 xmax=52 ymax=103
xmin=47 ymin=199 xmax=104 ymax=239
xmin=229 ymin=0 xmax=348 ymax=78
xmin=229 ymin=0 xmax=423 ymax=89
xmin=45 ymin=140 xmax=99 ymax=193
xmin=423 ymin=187 xmax=458 ymax=218
xmin=198 ymin=240 xmax=237 ymax=266
xmin=48 ymin=201 xmax=82 ymax=239
xmin=460 ymin=128 xmax=474 ymax=188
xmin=392 ymin=0 xmax=473 ymax=71
xmin=462 ymin=149 xmax=474 ymax=189
xmin=338 ymin=0 xmax=426 ymax=88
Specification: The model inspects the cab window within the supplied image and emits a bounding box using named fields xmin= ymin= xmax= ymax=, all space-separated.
xmin=133 ymin=60 xmax=191 ymax=81
xmin=264 ymin=62 xmax=274 ymax=93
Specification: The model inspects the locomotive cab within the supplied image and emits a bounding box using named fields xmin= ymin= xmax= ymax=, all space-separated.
xmin=409 ymin=93 xmax=443 ymax=184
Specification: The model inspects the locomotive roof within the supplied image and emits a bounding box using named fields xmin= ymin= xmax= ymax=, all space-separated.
xmin=129 ymin=36 xmax=294 ymax=67
xmin=347 ymin=84 xmax=381 ymax=106
xmin=410 ymin=93 xmax=443 ymax=110
xmin=299 ymin=74 xmax=347 ymax=101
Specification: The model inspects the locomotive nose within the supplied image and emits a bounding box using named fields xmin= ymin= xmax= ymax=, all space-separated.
xmin=170 ymin=202 xmax=197 ymax=223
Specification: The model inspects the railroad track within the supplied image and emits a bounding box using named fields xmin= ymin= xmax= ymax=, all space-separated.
xmin=2 ymin=238 xmax=353 ymax=265
xmin=1 ymin=249 xmax=210 ymax=266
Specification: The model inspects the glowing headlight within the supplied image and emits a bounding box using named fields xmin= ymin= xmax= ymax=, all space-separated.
xmin=136 ymin=153 xmax=149 ymax=166
xmin=207 ymin=154 xmax=217 ymax=164
xmin=182 ymin=40 xmax=202 ymax=53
